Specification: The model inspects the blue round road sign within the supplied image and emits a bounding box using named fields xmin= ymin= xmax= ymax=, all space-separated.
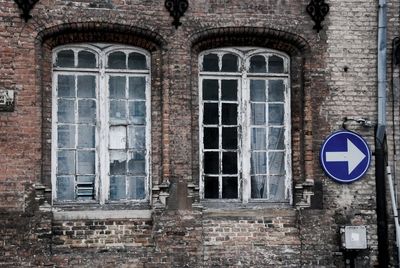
xmin=320 ymin=131 xmax=371 ymax=183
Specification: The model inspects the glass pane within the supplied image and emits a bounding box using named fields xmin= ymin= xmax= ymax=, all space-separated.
xmin=222 ymin=177 xmax=238 ymax=199
xmin=250 ymin=80 xmax=266 ymax=102
xmin=108 ymin=52 xmax=126 ymax=69
xmin=78 ymin=51 xmax=96 ymax=68
xmin=129 ymin=77 xmax=146 ymax=100
xmin=203 ymin=127 xmax=218 ymax=149
xmin=129 ymin=101 xmax=146 ymax=125
xmin=269 ymin=127 xmax=284 ymax=150
xmin=251 ymin=127 xmax=266 ymax=150
xmin=127 ymin=176 xmax=145 ymax=199
xmin=221 ymin=54 xmax=238 ymax=72
xmin=109 ymin=76 xmax=126 ymax=99
xmin=269 ymin=55 xmax=284 ymax=73
xmin=76 ymin=175 xmax=95 ymax=200
xmin=78 ymin=125 xmax=95 ymax=148
xmin=249 ymin=55 xmax=266 ymax=73
xmin=109 ymin=126 xmax=126 ymax=149
xmin=78 ymin=99 xmax=96 ymax=124
xmin=222 ymin=127 xmax=237 ymax=149
xmin=251 ymin=103 xmax=266 ymax=125
xmin=128 ymin=52 xmax=147 ymax=70
xmin=128 ymin=126 xmax=145 ymax=149
xmin=251 ymin=152 xmax=267 ymax=174
xmin=251 ymin=175 xmax=268 ymax=199
xmin=57 ymin=150 xmax=75 ymax=175
xmin=221 ymin=103 xmax=237 ymax=125
xmin=222 ymin=152 xmax=237 ymax=174
xmin=77 ymin=150 xmax=95 ymax=174
xmin=110 ymin=175 xmax=126 ymax=200
xmin=58 ymin=75 xmax=75 ymax=97
xmin=202 ymin=79 xmax=218 ymax=101
xmin=128 ymin=151 xmax=146 ymax=175
xmin=56 ymin=176 xmax=75 ymax=200
xmin=269 ymin=104 xmax=284 ymax=125
xmin=269 ymin=176 xmax=286 ymax=201
xmin=77 ymin=75 xmax=96 ymax=98
xmin=204 ymin=176 xmax=219 ymax=198
xmin=268 ymin=80 xmax=284 ymax=102
xmin=203 ymin=103 xmax=218 ymax=125
xmin=269 ymin=152 xmax=285 ymax=175
xmin=221 ymin=80 xmax=237 ymax=101
xmin=58 ymin=125 xmax=75 ymax=148
xmin=56 ymin=50 xmax=74 ymax=67
xmin=204 ymin=152 xmax=219 ymax=174
xmin=202 ymin=53 xmax=219 ymax=72
xmin=110 ymin=150 xmax=127 ymax=175
xmin=110 ymin=100 xmax=127 ymax=124
xmin=58 ymin=99 xmax=75 ymax=123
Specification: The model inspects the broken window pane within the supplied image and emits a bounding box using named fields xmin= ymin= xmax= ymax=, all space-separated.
xmin=269 ymin=127 xmax=284 ymax=150
xmin=221 ymin=80 xmax=237 ymax=101
xmin=268 ymin=80 xmax=284 ymax=102
xmin=129 ymin=101 xmax=146 ymax=125
xmin=128 ymin=126 xmax=145 ymax=149
xmin=58 ymin=99 xmax=75 ymax=123
xmin=251 ymin=127 xmax=266 ymax=150
xmin=222 ymin=152 xmax=237 ymax=174
xmin=129 ymin=77 xmax=146 ymax=100
xmin=204 ymin=152 xmax=219 ymax=174
xmin=204 ymin=176 xmax=219 ymax=198
xmin=77 ymin=150 xmax=95 ymax=174
xmin=78 ymin=51 xmax=96 ymax=68
xmin=251 ymin=103 xmax=266 ymax=125
xmin=249 ymin=55 xmax=266 ymax=73
xmin=269 ymin=55 xmax=284 ymax=73
xmin=202 ymin=79 xmax=218 ymax=101
xmin=58 ymin=75 xmax=75 ymax=97
xmin=127 ymin=176 xmax=145 ymax=199
xmin=109 ymin=76 xmax=126 ymax=99
xmin=222 ymin=127 xmax=237 ymax=149
xmin=203 ymin=103 xmax=219 ymax=125
xmin=269 ymin=152 xmax=285 ymax=175
xmin=110 ymin=150 xmax=127 ymax=175
xmin=78 ymin=99 xmax=96 ymax=124
xmin=58 ymin=125 xmax=75 ymax=148
xmin=109 ymin=126 xmax=127 ymax=149
xmin=222 ymin=177 xmax=238 ymax=198
xmin=221 ymin=103 xmax=237 ymax=125
xmin=251 ymin=152 xmax=267 ymax=174
xmin=221 ymin=54 xmax=238 ymax=72
xmin=110 ymin=175 xmax=126 ymax=200
xmin=204 ymin=127 xmax=219 ymax=149
xmin=128 ymin=151 xmax=146 ymax=175
xmin=56 ymin=50 xmax=74 ymax=67
xmin=269 ymin=104 xmax=284 ymax=125
xmin=57 ymin=150 xmax=75 ymax=175
xmin=203 ymin=53 xmax=219 ymax=72
xmin=76 ymin=175 xmax=95 ymax=200
xmin=250 ymin=80 xmax=266 ymax=102
xmin=251 ymin=175 xmax=268 ymax=199
xmin=128 ymin=52 xmax=147 ymax=70
xmin=56 ymin=176 xmax=75 ymax=200
xmin=269 ymin=176 xmax=286 ymax=201
xmin=110 ymin=100 xmax=127 ymax=123
xmin=77 ymin=75 xmax=96 ymax=98
xmin=108 ymin=52 xmax=126 ymax=69
xmin=78 ymin=125 xmax=95 ymax=148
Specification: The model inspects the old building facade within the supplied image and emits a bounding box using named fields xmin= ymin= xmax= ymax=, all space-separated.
xmin=0 ymin=0 xmax=399 ymax=267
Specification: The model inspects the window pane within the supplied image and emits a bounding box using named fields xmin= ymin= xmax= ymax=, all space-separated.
xmin=203 ymin=127 xmax=219 ymax=149
xmin=128 ymin=52 xmax=147 ymax=70
xmin=78 ymin=125 xmax=95 ymax=148
xmin=221 ymin=80 xmax=237 ymax=101
xmin=78 ymin=99 xmax=96 ymax=124
xmin=269 ymin=127 xmax=284 ymax=150
xmin=222 ymin=127 xmax=237 ymax=149
xmin=251 ymin=152 xmax=267 ymax=174
xmin=109 ymin=76 xmax=126 ymax=99
xmin=204 ymin=176 xmax=219 ymax=198
xmin=57 ymin=150 xmax=75 ymax=175
xmin=77 ymin=75 xmax=96 ymax=98
xmin=77 ymin=150 xmax=95 ymax=174
xmin=221 ymin=103 xmax=237 ymax=125
xmin=268 ymin=80 xmax=284 ymax=102
xmin=76 ymin=175 xmax=95 ymax=200
xmin=56 ymin=50 xmax=74 ymax=67
xmin=110 ymin=100 xmax=127 ymax=124
xmin=204 ymin=152 xmax=219 ymax=174
xmin=251 ymin=103 xmax=266 ymax=125
xmin=109 ymin=126 xmax=126 ymax=149
xmin=110 ymin=150 xmax=127 ymax=175
xmin=269 ymin=104 xmax=284 ymax=125
xmin=128 ymin=151 xmax=146 ymax=175
xmin=110 ymin=176 xmax=126 ymax=200
xmin=108 ymin=52 xmax=126 ymax=69
xmin=203 ymin=103 xmax=218 ymax=125
xmin=58 ymin=99 xmax=75 ymax=123
xmin=203 ymin=53 xmax=219 ymax=71
xmin=251 ymin=175 xmax=268 ymax=199
xmin=128 ymin=126 xmax=145 ymax=149
xmin=269 ymin=55 xmax=284 ymax=73
xmin=269 ymin=152 xmax=285 ymax=175
xmin=56 ymin=176 xmax=75 ymax=200
xmin=58 ymin=75 xmax=75 ymax=97
xmin=221 ymin=54 xmax=238 ymax=72
xmin=58 ymin=125 xmax=75 ymax=148
xmin=251 ymin=127 xmax=266 ymax=150
xmin=78 ymin=51 xmax=96 ymax=68
xmin=250 ymin=80 xmax=266 ymax=102
xmin=222 ymin=177 xmax=238 ymax=198
xmin=249 ymin=55 xmax=266 ymax=73
xmin=202 ymin=79 xmax=218 ymax=101
xmin=129 ymin=77 xmax=146 ymax=100
xmin=129 ymin=101 xmax=146 ymax=125
xmin=127 ymin=176 xmax=145 ymax=199
xmin=269 ymin=176 xmax=286 ymax=201
xmin=222 ymin=152 xmax=237 ymax=174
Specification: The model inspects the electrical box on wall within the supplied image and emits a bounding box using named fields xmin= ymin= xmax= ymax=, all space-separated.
xmin=340 ymin=226 xmax=368 ymax=250
xmin=0 ymin=90 xmax=15 ymax=112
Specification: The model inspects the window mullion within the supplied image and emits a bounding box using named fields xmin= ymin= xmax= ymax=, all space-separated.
xmin=99 ymin=58 xmax=108 ymax=205
xmin=242 ymin=69 xmax=250 ymax=203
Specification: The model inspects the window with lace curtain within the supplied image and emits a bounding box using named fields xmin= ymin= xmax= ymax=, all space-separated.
xmin=199 ymin=48 xmax=292 ymax=203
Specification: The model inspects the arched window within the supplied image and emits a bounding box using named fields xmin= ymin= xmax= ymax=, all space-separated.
xmin=52 ymin=44 xmax=151 ymax=204
xmin=199 ymin=48 xmax=291 ymax=203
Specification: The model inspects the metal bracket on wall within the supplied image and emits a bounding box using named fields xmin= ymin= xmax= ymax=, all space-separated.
xmin=165 ymin=0 xmax=189 ymax=29
xmin=13 ymin=0 xmax=39 ymax=22
xmin=306 ymin=0 xmax=329 ymax=33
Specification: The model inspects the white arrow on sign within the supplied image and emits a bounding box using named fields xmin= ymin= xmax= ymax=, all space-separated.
xmin=325 ymin=139 xmax=366 ymax=174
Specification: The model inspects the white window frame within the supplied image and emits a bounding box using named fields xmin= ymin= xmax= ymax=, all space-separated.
xmin=199 ymin=47 xmax=292 ymax=204
xmin=51 ymin=44 xmax=151 ymax=205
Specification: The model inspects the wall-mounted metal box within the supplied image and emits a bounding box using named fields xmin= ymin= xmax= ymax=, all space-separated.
xmin=0 ymin=90 xmax=15 ymax=112
xmin=340 ymin=226 xmax=367 ymax=250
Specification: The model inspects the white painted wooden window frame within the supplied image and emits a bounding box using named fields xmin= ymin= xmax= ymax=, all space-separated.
xmin=199 ymin=47 xmax=292 ymax=204
xmin=51 ymin=44 xmax=151 ymax=205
